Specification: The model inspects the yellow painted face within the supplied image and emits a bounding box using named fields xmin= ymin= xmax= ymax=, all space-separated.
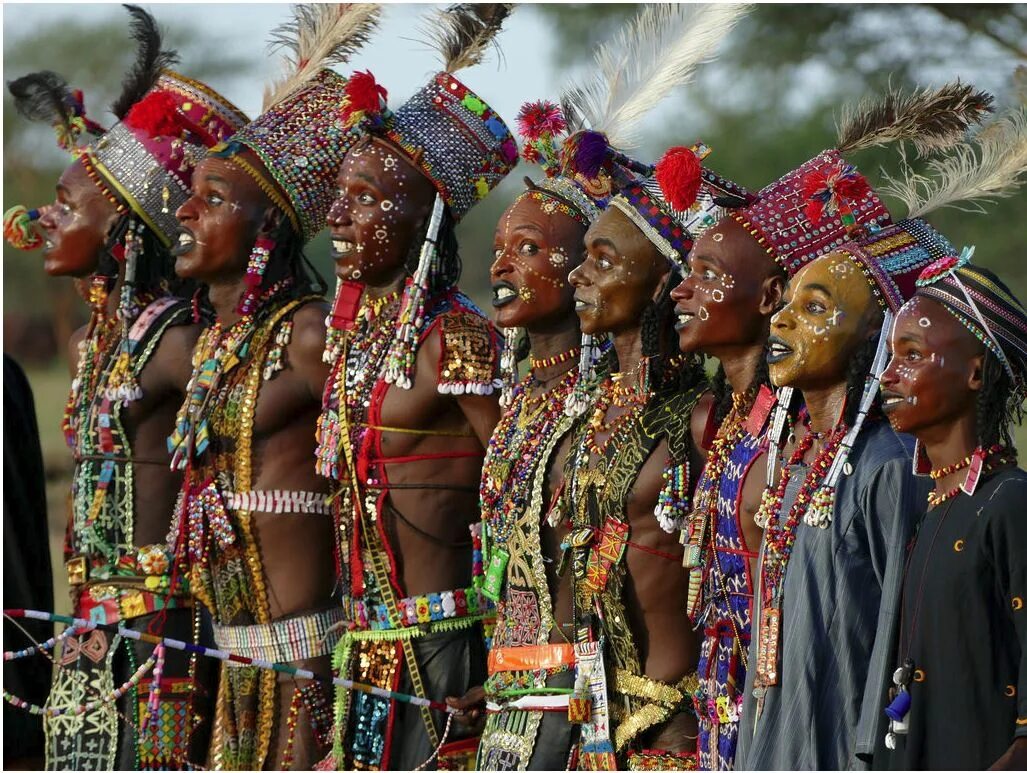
xmin=767 ymin=251 xmax=880 ymax=390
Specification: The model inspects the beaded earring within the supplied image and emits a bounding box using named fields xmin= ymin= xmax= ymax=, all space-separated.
xmin=499 ymin=327 xmax=521 ymax=409
xmin=383 ymin=195 xmax=444 ymax=390
xmin=565 ymin=333 xmax=600 ymax=418
xmin=236 ymin=235 xmax=275 ymax=316
xmin=104 ymin=218 xmax=145 ymax=401
xmin=764 ymin=386 xmax=796 ymax=489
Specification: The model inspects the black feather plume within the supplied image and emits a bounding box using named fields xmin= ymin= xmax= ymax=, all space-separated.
xmin=420 ymin=3 xmax=514 ymax=73
xmin=8 ymin=71 xmax=75 ymax=128
xmin=110 ymin=4 xmax=180 ymax=119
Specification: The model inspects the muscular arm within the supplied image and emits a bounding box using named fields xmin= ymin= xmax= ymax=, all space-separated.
xmin=284 ymin=301 xmax=332 ymax=402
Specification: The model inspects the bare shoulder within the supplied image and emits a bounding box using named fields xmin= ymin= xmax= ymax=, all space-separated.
xmin=287 ymin=300 xmax=330 ymax=367
xmin=148 ymin=319 xmax=203 ymax=390
xmin=690 ymin=389 xmax=716 ymax=453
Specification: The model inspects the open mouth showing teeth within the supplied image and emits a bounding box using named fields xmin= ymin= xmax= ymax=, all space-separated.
xmin=881 ymin=393 xmax=906 ymax=411
xmin=767 ymin=338 xmax=794 ymax=363
xmin=332 ymin=239 xmax=355 ymax=256
xmin=574 ymin=298 xmax=593 ymax=311
xmin=675 ymin=311 xmax=694 ymax=329
xmin=171 ymin=231 xmax=195 ymax=256
xmin=492 ymin=284 xmax=517 ymax=307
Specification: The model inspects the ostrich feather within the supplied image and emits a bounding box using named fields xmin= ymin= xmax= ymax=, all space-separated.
xmin=8 ymin=71 xmax=75 ymax=128
xmin=836 ymin=81 xmax=993 ymax=157
xmin=878 ymin=109 xmax=1027 ymax=218
xmin=263 ymin=3 xmax=382 ymax=110
xmin=111 ymin=5 xmax=179 ymax=120
xmin=561 ymin=3 xmax=750 ymax=149
xmin=418 ymin=4 xmax=514 ymax=74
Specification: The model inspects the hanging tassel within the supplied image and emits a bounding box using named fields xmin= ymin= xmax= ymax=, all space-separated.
xmin=498 ymin=327 xmax=521 ymax=409
xmin=3 ymin=205 xmax=45 ymax=250
xmin=236 ymin=235 xmax=275 ymax=317
xmin=564 ymin=333 xmax=599 ymax=418
xmin=141 ymin=642 xmax=165 ymax=733
xmin=383 ymin=195 xmax=445 ymax=390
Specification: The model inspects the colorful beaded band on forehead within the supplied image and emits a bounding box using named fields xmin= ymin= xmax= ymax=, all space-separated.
xmin=836 ymin=249 xmax=894 ymax=311
xmin=515 ymin=187 xmax=591 ymax=228
xmin=221 ymin=151 xmax=301 ymax=234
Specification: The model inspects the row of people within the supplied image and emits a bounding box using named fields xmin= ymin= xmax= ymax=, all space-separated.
xmin=4 ymin=4 xmax=1025 ymax=771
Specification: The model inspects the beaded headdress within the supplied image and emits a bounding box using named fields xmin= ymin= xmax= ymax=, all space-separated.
xmin=5 ymin=8 xmax=247 ymax=248
xmin=214 ymin=4 xmax=383 ymax=241
xmin=549 ymin=3 xmax=753 ymax=417
xmin=331 ymin=4 xmax=517 ymax=388
xmin=732 ymin=82 xmax=994 ymax=277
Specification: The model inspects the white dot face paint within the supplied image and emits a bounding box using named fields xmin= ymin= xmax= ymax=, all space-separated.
xmin=698 ymin=306 xmax=709 ymax=321
xmin=919 ymin=317 xmax=931 ymax=328
xmin=712 ymin=232 xmax=724 ymax=243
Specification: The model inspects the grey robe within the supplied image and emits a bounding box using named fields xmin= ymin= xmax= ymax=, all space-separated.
xmin=737 ymin=421 xmax=929 ymax=770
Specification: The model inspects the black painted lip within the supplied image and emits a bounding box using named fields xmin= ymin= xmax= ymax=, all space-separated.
xmin=170 ymin=227 xmax=195 ymax=257
xmin=880 ymin=390 xmax=907 ymax=413
xmin=492 ymin=281 xmax=517 ymax=308
xmin=766 ymin=334 xmax=794 ymax=364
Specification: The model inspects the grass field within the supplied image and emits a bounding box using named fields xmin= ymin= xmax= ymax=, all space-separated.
xmin=17 ymin=358 xmax=1027 ymax=621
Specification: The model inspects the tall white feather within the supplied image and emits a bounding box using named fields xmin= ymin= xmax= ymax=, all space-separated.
xmin=879 ymin=109 xmax=1027 ymax=218
xmin=263 ymin=3 xmax=383 ymax=111
xmin=563 ymin=3 xmax=750 ymax=149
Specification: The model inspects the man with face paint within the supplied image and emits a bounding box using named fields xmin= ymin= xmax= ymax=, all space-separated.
xmin=551 ymin=132 xmax=756 ymax=769
xmin=165 ymin=6 xmax=382 ymax=769
xmin=873 ymin=253 xmax=1027 ymax=771
xmin=315 ymin=7 xmax=516 ymax=769
xmin=736 ymin=208 xmax=981 ymax=769
xmin=4 ymin=8 xmax=248 ymax=769
xmin=447 ymin=99 xmax=614 ymax=771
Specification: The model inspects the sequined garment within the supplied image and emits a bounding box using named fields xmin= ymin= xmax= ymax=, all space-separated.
xmin=477 ymin=371 xmax=579 ymax=770
xmin=693 ymin=432 xmax=763 ymax=771
xmin=171 ymin=295 xmax=317 ymax=770
xmin=320 ymin=288 xmax=500 ymax=770
xmin=49 ymin=296 xmax=197 ymax=772
xmin=562 ymin=373 xmax=706 ymax=768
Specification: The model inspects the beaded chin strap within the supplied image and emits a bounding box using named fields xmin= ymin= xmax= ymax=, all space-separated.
xmin=945 ymin=247 xmax=1017 ymax=382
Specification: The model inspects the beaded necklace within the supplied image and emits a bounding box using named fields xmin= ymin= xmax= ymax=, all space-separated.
xmin=926 ymin=444 xmax=1012 ymax=507
xmin=757 ymin=424 xmax=847 ymax=601
xmin=167 ymin=278 xmax=294 ymax=470
xmin=682 ymin=389 xmax=756 ymax=618
xmin=479 ymin=367 xmax=578 ymax=600
xmin=580 ymin=374 xmax=649 ymax=457
xmin=529 ymin=346 xmax=580 ymax=372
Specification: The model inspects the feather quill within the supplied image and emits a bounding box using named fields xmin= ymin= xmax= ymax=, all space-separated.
xmin=111 ymin=5 xmax=179 ymax=120
xmin=263 ymin=3 xmax=382 ymax=110
xmin=561 ymin=3 xmax=750 ymax=149
xmin=836 ymin=81 xmax=993 ymax=157
xmin=418 ymin=4 xmax=514 ymax=74
xmin=878 ymin=109 xmax=1027 ymax=218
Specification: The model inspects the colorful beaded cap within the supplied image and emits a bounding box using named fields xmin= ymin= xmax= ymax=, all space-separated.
xmin=730 ymin=149 xmax=892 ymax=277
xmin=221 ymin=69 xmax=354 ymax=240
xmin=609 ymin=143 xmax=755 ymax=268
xmin=915 ymin=249 xmax=1027 ymax=392
xmin=383 ymin=72 xmax=518 ymax=222
xmin=83 ymin=71 xmax=248 ymax=246
xmin=836 ymin=218 xmax=956 ymax=312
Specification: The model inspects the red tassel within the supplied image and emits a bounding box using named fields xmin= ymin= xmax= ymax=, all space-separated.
xmin=124 ymin=92 xmax=188 ymax=139
xmin=516 ymin=100 xmax=567 ymax=142
xmin=654 ymin=146 xmax=703 ymax=212
xmin=341 ymin=70 xmax=388 ymax=127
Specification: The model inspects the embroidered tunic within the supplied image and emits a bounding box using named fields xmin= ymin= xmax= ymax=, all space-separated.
xmin=693 ymin=431 xmax=762 ymax=770
xmin=562 ymin=378 xmax=705 ymax=770
xmin=47 ymin=296 xmax=199 ymax=772
xmin=737 ymin=422 xmax=927 ymax=770
xmin=874 ymin=467 xmax=1027 ymax=770
xmin=320 ymin=288 xmax=500 ymax=771
xmin=477 ymin=372 xmax=579 ymax=771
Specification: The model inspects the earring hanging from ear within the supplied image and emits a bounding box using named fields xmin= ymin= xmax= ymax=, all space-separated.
xmin=565 ymin=333 xmax=599 ymax=418
xmin=499 ymin=327 xmax=521 ymax=409
xmin=105 ymin=218 xmax=145 ymax=401
xmin=236 ymin=235 xmax=275 ymax=317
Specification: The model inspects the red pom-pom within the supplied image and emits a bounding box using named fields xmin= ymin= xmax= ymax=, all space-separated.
xmin=833 ymin=174 xmax=870 ymax=201
xmin=801 ymin=169 xmax=829 ymax=202
xmin=516 ymin=100 xmax=567 ymax=143
xmin=341 ymin=70 xmax=387 ymax=127
xmin=124 ymin=92 xmax=187 ymax=139
xmin=654 ymin=146 xmax=703 ymax=212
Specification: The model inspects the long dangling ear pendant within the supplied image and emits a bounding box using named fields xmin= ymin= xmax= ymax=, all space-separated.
xmin=236 ymin=236 xmax=275 ymax=317
xmin=960 ymin=446 xmax=985 ymax=496
xmin=499 ymin=327 xmax=521 ymax=409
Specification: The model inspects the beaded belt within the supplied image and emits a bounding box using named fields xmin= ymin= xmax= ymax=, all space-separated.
xmin=340 ymin=585 xmax=492 ymax=631
xmin=212 ymin=607 xmax=346 ymax=664
xmin=76 ymin=583 xmax=188 ymax=626
xmin=222 ymin=489 xmax=332 ymax=515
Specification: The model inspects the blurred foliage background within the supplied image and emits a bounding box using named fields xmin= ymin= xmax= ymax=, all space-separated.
xmin=3 ymin=4 xmax=1026 ymax=610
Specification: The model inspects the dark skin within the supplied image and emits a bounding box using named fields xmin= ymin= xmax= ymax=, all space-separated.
xmin=881 ymin=299 xmax=1027 ymax=772
xmin=446 ymin=192 xmax=587 ymax=724
xmin=42 ymin=159 xmax=200 ymax=552
xmin=325 ymin=136 xmax=502 ymax=596
xmin=176 ymin=153 xmax=334 ymax=769
xmin=564 ymin=206 xmax=711 ymax=751
xmin=670 ymin=217 xmax=785 ymax=572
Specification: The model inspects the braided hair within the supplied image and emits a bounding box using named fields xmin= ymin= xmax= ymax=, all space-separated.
xmin=976 ymin=350 xmax=1020 ymax=455
xmin=403 ymin=205 xmax=462 ymax=295
xmin=842 ymin=333 xmax=881 ymax=427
